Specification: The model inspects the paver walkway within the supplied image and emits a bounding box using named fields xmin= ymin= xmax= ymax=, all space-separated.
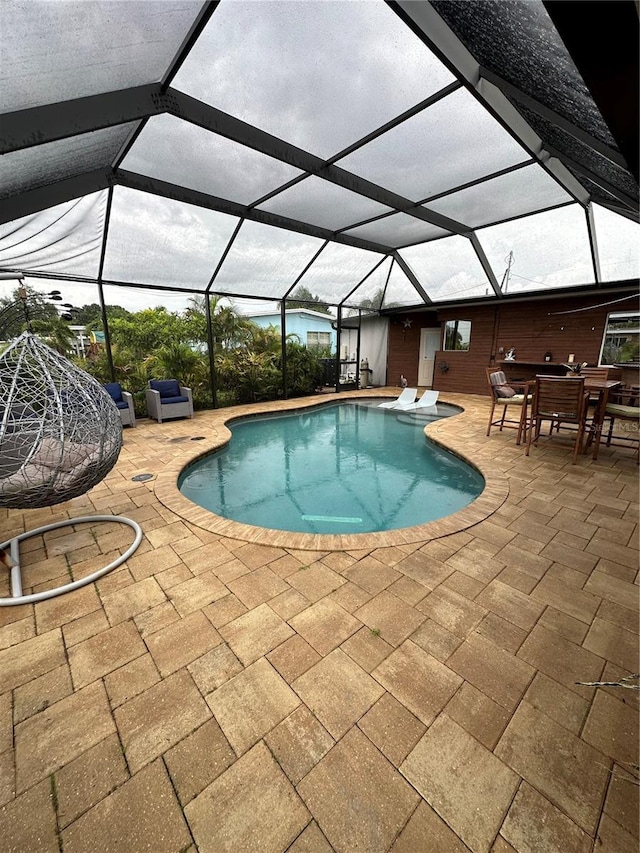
xmin=0 ymin=390 xmax=638 ymax=853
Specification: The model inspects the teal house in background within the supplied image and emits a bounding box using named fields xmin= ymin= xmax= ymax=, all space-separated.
xmin=246 ymin=308 xmax=338 ymax=352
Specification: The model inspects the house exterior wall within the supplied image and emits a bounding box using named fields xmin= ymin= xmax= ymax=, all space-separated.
xmin=387 ymin=313 xmax=439 ymax=387
xmin=357 ymin=316 xmax=389 ymax=387
xmin=385 ymin=290 xmax=639 ymax=395
xmin=249 ymin=311 xmax=337 ymax=349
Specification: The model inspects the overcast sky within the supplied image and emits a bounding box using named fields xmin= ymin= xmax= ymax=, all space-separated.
xmin=1 ymin=0 xmax=638 ymax=314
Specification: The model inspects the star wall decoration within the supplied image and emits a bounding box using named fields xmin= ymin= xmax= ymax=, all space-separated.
xmin=402 ymin=318 xmax=412 ymax=329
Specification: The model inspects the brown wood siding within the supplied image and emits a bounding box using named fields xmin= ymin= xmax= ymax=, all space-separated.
xmin=386 ymin=312 xmax=436 ymax=387
xmin=387 ymin=292 xmax=638 ymax=396
xmin=432 ymin=307 xmax=496 ymax=394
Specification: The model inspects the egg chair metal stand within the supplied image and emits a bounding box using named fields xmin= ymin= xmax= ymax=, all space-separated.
xmin=0 ymin=330 xmax=142 ymax=605
xmin=1 ymin=515 xmax=142 ymax=606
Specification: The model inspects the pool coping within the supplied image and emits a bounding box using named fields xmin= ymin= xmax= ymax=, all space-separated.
xmin=153 ymin=390 xmax=509 ymax=551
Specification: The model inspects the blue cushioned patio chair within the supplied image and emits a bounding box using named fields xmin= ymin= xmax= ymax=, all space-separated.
xmin=146 ymin=379 xmax=194 ymax=424
xmin=103 ymin=382 xmax=136 ymax=427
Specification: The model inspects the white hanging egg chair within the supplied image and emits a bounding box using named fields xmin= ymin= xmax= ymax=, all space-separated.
xmin=0 ymin=331 xmax=123 ymax=507
xmin=0 ymin=331 xmax=141 ymax=604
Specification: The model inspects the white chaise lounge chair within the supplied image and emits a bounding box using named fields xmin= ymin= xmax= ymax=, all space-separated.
xmin=401 ymin=390 xmax=439 ymax=411
xmin=378 ymin=388 xmax=417 ymax=409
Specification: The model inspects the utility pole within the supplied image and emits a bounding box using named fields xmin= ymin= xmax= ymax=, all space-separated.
xmin=501 ymin=251 xmax=514 ymax=293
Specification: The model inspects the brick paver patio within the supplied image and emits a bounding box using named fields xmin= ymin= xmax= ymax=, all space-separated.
xmin=1 ymin=390 xmax=638 ymax=852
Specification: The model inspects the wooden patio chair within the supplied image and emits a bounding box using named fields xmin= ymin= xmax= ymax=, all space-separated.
xmin=526 ymin=376 xmax=590 ymax=464
xmin=485 ymin=368 xmax=532 ymax=445
xmin=592 ymin=385 xmax=640 ymax=461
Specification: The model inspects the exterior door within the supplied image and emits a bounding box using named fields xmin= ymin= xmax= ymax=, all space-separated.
xmin=418 ymin=328 xmax=441 ymax=386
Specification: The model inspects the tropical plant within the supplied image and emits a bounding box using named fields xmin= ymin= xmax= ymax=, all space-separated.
xmin=278 ymin=340 xmax=325 ymax=397
xmin=145 ymin=341 xmax=210 ymax=408
xmin=249 ymin=323 xmax=283 ymax=355
xmin=30 ymin=315 xmax=76 ymax=355
xmin=108 ymin=307 xmax=186 ymax=353
xmin=212 ymin=305 xmax=255 ymax=350
xmin=216 ymin=348 xmax=280 ymax=404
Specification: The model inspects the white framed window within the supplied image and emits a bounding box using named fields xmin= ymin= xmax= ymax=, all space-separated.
xmin=307 ymin=331 xmax=331 ymax=349
xmin=443 ymin=319 xmax=471 ymax=351
xmin=600 ymin=311 xmax=639 ymax=365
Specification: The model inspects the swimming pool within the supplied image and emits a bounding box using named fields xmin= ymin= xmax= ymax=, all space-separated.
xmin=178 ymin=400 xmax=484 ymax=535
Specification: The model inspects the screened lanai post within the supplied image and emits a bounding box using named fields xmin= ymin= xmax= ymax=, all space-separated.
xmin=281 ymin=299 xmax=288 ymax=399
xmin=335 ymin=306 xmax=342 ymax=393
xmin=97 ymin=187 xmax=115 ymax=381
xmin=203 ymin=218 xmax=244 ymax=407
xmin=585 ymin=204 xmax=602 ymax=283
xmin=97 ymin=281 xmax=115 ymax=382
xmin=205 ymin=294 xmax=217 ymax=408
xmin=356 ymin=310 xmax=362 ymax=389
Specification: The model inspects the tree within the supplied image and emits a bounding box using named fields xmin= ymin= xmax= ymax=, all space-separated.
xmin=0 ymin=285 xmax=58 ymax=339
xmin=107 ymin=307 xmax=186 ymax=353
xmin=30 ymin=315 xmax=76 ymax=355
xmin=72 ymin=303 xmax=132 ymax=329
xmin=216 ymin=348 xmax=280 ymax=404
xmin=182 ymin=297 xmax=208 ymax=343
xmin=212 ymin=305 xmax=254 ymax=350
xmin=278 ymin=340 xmax=324 ymax=396
xmin=284 ymin=286 xmax=331 ymax=315
xmin=145 ymin=341 xmax=208 ymax=394
xmin=248 ymin=323 xmax=282 ymax=355
xmin=357 ymin=288 xmax=385 ymax=311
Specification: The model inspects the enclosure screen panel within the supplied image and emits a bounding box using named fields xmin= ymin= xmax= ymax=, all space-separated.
xmin=258 ymin=176 xmax=392 ymax=233
xmin=2 ymin=1 xmax=202 ymax=112
xmin=400 ymin=236 xmax=493 ymax=302
xmin=212 ymin=220 xmax=325 ymax=298
xmin=478 ymin=204 xmax=595 ymax=294
xmin=294 ymin=242 xmax=384 ymax=304
xmin=343 ymin=257 xmax=393 ymax=310
xmin=122 ymin=114 xmax=304 ymax=206
xmin=344 ymin=213 xmax=450 ymax=248
xmin=1 ymin=125 xmax=138 ymax=199
xmin=430 ymin=0 xmax=615 ymax=147
xmin=0 ymin=192 xmax=107 ymax=279
xmin=515 ymin=104 xmax=638 ymax=203
xmin=0 ymin=278 xmax=102 ymax=345
xmin=425 ymin=163 xmax=572 ymax=229
xmin=103 ymin=187 xmax=239 ymax=290
xmin=592 ymin=205 xmax=640 ymax=283
xmin=382 ymin=262 xmax=425 ymax=309
xmin=337 ymin=88 xmax=529 ymax=202
xmin=101 ymin=283 xmax=197 ymax=316
xmin=172 ymin=0 xmax=455 ymax=159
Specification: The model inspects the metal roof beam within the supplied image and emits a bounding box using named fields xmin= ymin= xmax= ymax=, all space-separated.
xmin=161 ymin=1 xmax=221 ymax=90
xmin=594 ymin=199 xmax=640 ymax=223
xmin=164 ymin=89 xmax=469 ymax=235
xmin=0 ymin=169 xmax=113 ymax=225
xmin=391 ymin=253 xmax=433 ymax=306
xmin=115 ymin=169 xmax=395 ymax=255
xmin=543 ymin=146 xmax=639 ymax=212
xmin=468 ymin=234 xmax=502 ymax=298
xmin=338 ymin=256 xmax=389 ymax=308
xmin=477 ymin=67 xmax=629 ymax=172
xmin=390 ymin=1 xmax=591 ymax=209
xmin=0 ymin=85 xmax=165 ymax=154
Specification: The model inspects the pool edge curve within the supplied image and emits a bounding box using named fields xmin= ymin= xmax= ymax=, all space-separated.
xmin=153 ymin=391 xmax=508 ymax=551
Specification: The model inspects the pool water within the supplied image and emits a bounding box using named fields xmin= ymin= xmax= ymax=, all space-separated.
xmin=178 ymin=401 xmax=484 ymax=534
